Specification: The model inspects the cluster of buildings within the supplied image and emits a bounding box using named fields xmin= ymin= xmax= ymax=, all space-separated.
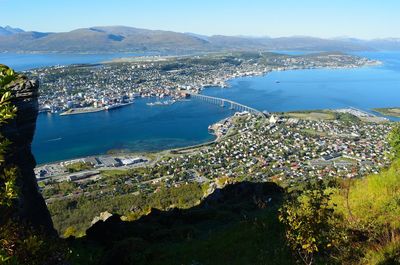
xmin=26 ymin=52 xmax=376 ymax=113
xmin=38 ymin=111 xmax=393 ymax=203
xmin=33 ymin=52 xmax=385 ymax=202
xmin=145 ymin=113 xmax=392 ymax=186
xmin=335 ymin=107 xmax=388 ymax=122
xmin=35 ymin=155 xmax=148 ymax=182
xmin=271 ymin=53 xmax=379 ymax=70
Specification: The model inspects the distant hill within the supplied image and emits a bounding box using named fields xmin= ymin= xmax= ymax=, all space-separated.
xmin=337 ymin=37 xmax=400 ymax=51
xmin=0 ymin=26 xmax=211 ymax=53
xmin=0 ymin=25 xmax=399 ymax=53
xmin=0 ymin=25 xmax=24 ymax=36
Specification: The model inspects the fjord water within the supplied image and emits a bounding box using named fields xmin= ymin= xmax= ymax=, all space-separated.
xmin=26 ymin=51 xmax=400 ymax=164
xmin=0 ymin=52 xmax=147 ymax=71
xmin=33 ymin=99 xmax=234 ymax=164
xmin=203 ymin=51 xmax=400 ymax=112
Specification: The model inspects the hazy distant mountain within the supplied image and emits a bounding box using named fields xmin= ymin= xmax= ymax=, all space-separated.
xmin=335 ymin=37 xmax=400 ymax=51
xmin=0 ymin=25 xmax=24 ymax=36
xmin=0 ymin=25 xmax=399 ymax=53
xmin=0 ymin=26 xmax=210 ymax=53
xmin=357 ymin=38 xmax=400 ymax=51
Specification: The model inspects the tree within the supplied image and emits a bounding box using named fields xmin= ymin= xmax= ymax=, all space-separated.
xmin=0 ymin=65 xmax=18 ymax=211
xmin=388 ymin=123 xmax=400 ymax=159
xmin=279 ymin=180 xmax=344 ymax=265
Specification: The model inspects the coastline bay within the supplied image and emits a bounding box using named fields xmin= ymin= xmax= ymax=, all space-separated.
xmin=4 ymin=51 xmax=398 ymax=164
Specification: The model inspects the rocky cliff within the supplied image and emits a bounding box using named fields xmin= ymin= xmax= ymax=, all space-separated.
xmin=1 ymin=71 xmax=55 ymax=234
xmin=80 ymin=182 xmax=286 ymax=265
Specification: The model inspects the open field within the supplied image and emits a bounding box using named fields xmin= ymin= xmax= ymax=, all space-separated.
xmin=374 ymin=107 xmax=400 ymax=118
xmin=282 ymin=110 xmax=335 ymax=120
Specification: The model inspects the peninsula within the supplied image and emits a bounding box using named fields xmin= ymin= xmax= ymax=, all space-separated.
xmin=373 ymin=107 xmax=400 ymax=118
xmin=25 ymin=52 xmax=379 ymax=115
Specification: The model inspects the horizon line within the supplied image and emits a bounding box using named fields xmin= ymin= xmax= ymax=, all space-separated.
xmin=2 ymin=24 xmax=399 ymax=41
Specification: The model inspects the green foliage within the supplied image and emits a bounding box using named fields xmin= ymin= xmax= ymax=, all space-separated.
xmin=334 ymin=112 xmax=361 ymax=123
xmin=0 ymin=66 xmax=17 ymax=90
xmin=0 ymin=167 xmax=19 ymax=207
xmin=65 ymin=162 xmax=93 ymax=173
xmin=63 ymin=226 xmax=78 ymax=238
xmin=0 ymin=65 xmax=18 ymax=212
xmin=279 ymin=180 xmax=344 ymax=265
xmin=388 ymin=123 xmax=400 ymax=159
xmin=332 ymin=158 xmax=400 ymax=264
xmin=48 ymin=183 xmax=205 ymax=236
xmin=0 ymin=65 xmax=17 ymax=126
xmin=363 ymin=240 xmax=400 ymax=265
xmin=0 ymin=221 xmax=66 ymax=265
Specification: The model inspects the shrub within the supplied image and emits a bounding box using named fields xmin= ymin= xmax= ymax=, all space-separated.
xmin=279 ymin=180 xmax=344 ymax=265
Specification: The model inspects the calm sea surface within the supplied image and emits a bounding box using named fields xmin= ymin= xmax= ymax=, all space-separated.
xmin=203 ymin=51 xmax=400 ymax=112
xmin=1 ymin=51 xmax=399 ymax=164
xmin=0 ymin=52 xmax=149 ymax=71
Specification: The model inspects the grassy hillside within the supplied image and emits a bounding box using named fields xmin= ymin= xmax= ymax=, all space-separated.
xmin=64 ymin=156 xmax=400 ymax=265
xmin=332 ymin=158 xmax=400 ymax=264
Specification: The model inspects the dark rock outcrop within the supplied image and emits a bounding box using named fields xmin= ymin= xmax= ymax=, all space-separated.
xmin=1 ymin=72 xmax=55 ymax=235
xmin=82 ymin=181 xmax=285 ymax=265
xmin=86 ymin=181 xmax=284 ymax=244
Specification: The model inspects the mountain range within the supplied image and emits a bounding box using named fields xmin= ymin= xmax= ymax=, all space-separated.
xmin=1 ymin=25 xmax=400 ymax=53
xmin=0 ymin=25 xmax=24 ymax=36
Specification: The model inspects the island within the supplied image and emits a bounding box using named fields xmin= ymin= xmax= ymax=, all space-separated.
xmin=373 ymin=107 xmax=400 ymax=118
xmin=25 ymin=52 xmax=379 ymax=115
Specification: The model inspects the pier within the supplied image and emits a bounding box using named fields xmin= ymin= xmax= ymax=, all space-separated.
xmin=187 ymin=92 xmax=268 ymax=117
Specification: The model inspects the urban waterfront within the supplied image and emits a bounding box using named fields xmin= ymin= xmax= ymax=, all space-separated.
xmin=23 ymin=51 xmax=400 ymax=164
xmin=203 ymin=59 xmax=400 ymax=112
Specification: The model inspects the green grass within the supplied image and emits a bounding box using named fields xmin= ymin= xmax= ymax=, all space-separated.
xmin=65 ymin=162 xmax=93 ymax=173
xmin=363 ymin=240 xmax=400 ymax=265
xmin=332 ymin=158 xmax=400 ymax=264
xmin=284 ymin=110 xmax=335 ymax=121
xmin=374 ymin=108 xmax=400 ymax=118
xmin=100 ymin=169 xmax=129 ymax=178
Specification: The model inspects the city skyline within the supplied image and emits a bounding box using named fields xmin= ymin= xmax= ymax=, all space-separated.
xmin=1 ymin=0 xmax=400 ymax=39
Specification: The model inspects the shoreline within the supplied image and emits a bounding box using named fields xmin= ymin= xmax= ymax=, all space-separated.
xmin=43 ymin=57 xmax=382 ymax=117
xmin=373 ymin=107 xmax=400 ymax=118
xmin=58 ymin=102 xmax=134 ymax=116
xmin=32 ymin=53 xmax=392 ymax=166
xmin=36 ymin=105 xmax=398 ymax=168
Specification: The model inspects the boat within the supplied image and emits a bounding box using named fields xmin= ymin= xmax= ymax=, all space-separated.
xmin=146 ymin=100 xmax=176 ymax=106
xmin=104 ymin=103 xmax=123 ymax=110
xmin=104 ymin=101 xmax=134 ymax=110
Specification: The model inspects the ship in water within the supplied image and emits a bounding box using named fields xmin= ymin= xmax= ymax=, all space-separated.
xmin=104 ymin=101 xmax=134 ymax=110
xmin=146 ymin=99 xmax=176 ymax=106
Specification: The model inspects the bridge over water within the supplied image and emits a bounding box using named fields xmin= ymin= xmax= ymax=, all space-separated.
xmin=187 ymin=92 xmax=268 ymax=117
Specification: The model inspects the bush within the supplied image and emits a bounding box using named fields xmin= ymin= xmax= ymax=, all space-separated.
xmin=388 ymin=123 xmax=400 ymax=159
xmin=65 ymin=162 xmax=93 ymax=173
xmin=279 ymin=179 xmax=344 ymax=265
xmin=0 ymin=221 xmax=66 ymax=265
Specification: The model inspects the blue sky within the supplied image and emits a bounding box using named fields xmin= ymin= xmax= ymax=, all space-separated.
xmin=1 ymin=0 xmax=399 ymax=39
